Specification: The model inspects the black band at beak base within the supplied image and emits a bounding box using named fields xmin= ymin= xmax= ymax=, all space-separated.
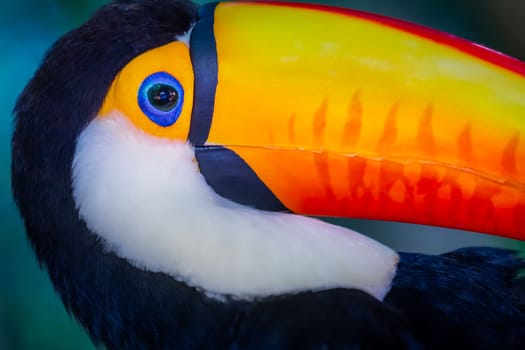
xmin=188 ymin=2 xmax=219 ymax=146
xmin=190 ymin=3 xmax=287 ymax=212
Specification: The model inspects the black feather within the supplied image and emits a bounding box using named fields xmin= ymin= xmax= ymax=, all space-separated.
xmin=387 ymin=248 xmax=525 ymax=349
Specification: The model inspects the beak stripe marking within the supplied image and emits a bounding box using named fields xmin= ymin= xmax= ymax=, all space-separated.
xmin=189 ymin=2 xmax=219 ymax=145
xmin=502 ymin=132 xmax=519 ymax=176
xmin=376 ymin=101 xmax=399 ymax=153
xmin=458 ymin=123 xmax=475 ymax=163
xmin=313 ymin=98 xmax=328 ymax=148
xmin=341 ymin=91 xmax=362 ymax=149
xmin=313 ymin=152 xmax=337 ymax=203
xmin=416 ymin=105 xmax=436 ymax=157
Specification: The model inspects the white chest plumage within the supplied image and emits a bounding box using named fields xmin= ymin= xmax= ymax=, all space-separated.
xmin=72 ymin=113 xmax=398 ymax=300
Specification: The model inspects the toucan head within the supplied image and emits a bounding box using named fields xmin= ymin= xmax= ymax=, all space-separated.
xmin=12 ymin=0 xmax=525 ymax=306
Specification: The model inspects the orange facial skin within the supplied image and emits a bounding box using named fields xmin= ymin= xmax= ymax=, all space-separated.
xmin=99 ymin=42 xmax=195 ymax=141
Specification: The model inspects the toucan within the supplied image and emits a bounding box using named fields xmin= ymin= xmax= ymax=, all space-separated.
xmin=11 ymin=0 xmax=525 ymax=349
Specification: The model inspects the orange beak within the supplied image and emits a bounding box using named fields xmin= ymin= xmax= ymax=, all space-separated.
xmin=188 ymin=1 xmax=525 ymax=240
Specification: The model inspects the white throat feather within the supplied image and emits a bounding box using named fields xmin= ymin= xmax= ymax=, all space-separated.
xmin=72 ymin=112 xmax=398 ymax=300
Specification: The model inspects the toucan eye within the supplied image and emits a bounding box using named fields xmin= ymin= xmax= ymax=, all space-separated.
xmin=148 ymin=84 xmax=178 ymax=111
xmin=138 ymin=72 xmax=184 ymax=127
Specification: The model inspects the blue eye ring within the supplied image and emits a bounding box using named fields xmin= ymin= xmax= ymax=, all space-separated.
xmin=138 ymin=72 xmax=184 ymax=127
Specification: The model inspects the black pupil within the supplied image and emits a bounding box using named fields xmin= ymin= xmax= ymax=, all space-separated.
xmin=148 ymin=84 xmax=178 ymax=112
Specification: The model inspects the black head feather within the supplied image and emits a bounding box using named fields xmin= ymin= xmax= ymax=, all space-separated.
xmin=12 ymin=0 xmax=197 ymax=261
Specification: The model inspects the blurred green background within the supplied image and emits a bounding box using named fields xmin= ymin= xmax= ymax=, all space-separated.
xmin=2 ymin=0 xmax=525 ymax=349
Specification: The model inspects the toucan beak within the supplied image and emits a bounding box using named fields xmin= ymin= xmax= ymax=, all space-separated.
xmin=190 ymin=1 xmax=525 ymax=241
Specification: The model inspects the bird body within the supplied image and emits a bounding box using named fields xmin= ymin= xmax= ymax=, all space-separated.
xmin=11 ymin=0 xmax=525 ymax=348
